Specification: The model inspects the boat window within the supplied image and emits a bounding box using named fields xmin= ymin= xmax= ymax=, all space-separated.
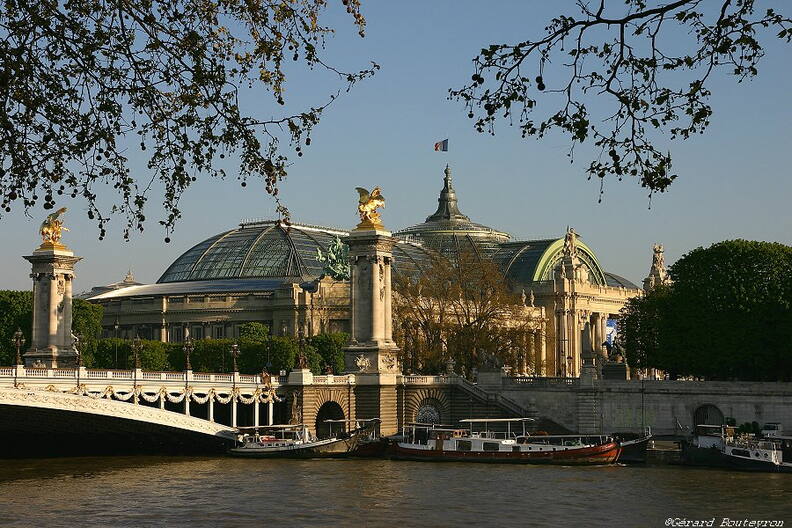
xmin=483 ymin=442 xmax=500 ymax=451
xmin=512 ymin=446 xmax=521 ymax=453
xmin=457 ymin=440 xmax=472 ymax=451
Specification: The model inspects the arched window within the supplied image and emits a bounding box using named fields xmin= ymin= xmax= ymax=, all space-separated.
xmin=415 ymin=398 xmax=443 ymax=424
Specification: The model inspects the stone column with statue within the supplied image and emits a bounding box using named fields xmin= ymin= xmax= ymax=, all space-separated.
xmin=344 ymin=186 xmax=401 ymax=435
xmin=23 ymin=208 xmax=82 ymax=368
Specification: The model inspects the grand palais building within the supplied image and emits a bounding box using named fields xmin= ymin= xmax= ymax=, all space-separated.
xmin=87 ymin=166 xmax=649 ymax=377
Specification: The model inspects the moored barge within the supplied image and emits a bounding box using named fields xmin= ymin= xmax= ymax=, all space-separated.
xmin=390 ymin=418 xmax=621 ymax=465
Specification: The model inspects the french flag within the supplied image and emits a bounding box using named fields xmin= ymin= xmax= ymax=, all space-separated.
xmin=433 ymin=139 xmax=448 ymax=152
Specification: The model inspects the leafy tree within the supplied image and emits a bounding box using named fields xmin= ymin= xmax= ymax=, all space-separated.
xmin=618 ymin=285 xmax=671 ymax=372
xmin=263 ymin=336 xmax=298 ymax=374
xmin=92 ymin=338 xmax=129 ymax=369
xmin=72 ymin=298 xmax=104 ymax=365
xmin=0 ymin=0 xmax=375 ymax=239
xmin=309 ymin=332 xmax=348 ymax=374
xmin=618 ymin=240 xmax=792 ymax=380
xmin=394 ymin=251 xmax=538 ymax=377
xmin=0 ymin=290 xmax=32 ymax=365
xmin=189 ymin=339 xmax=235 ymax=373
xmin=238 ymin=322 xmax=270 ymax=344
xmin=134 ymin=340 xmax=171 ymax=371
xmin=87 ymin=338 xmax=169 ymax=370
xmin=451 ymin=1 xmax=791 ymax=196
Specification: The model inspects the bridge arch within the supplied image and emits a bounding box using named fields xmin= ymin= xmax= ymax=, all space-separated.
xmin=693 ymin=404 xmax=725 ymax=426
xmin=0 ymin=388 xmax=235 ymax=456
xmin=315 ymin=401 xmax=345 ymax=439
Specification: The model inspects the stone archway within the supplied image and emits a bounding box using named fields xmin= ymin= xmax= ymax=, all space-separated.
xmin=315 ymin=401 xmax=345 ymax=439
xmin=693 ymin=404 xmax=724 ymax=426
xmin=405 ymin=388 xmax=450 ymax=425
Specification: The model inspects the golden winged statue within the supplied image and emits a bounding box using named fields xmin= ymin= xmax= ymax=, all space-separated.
xmin=40 ymin=207 xmax=69 ymax=245
xmin=355 ymin=186 xmax=386 ymax=229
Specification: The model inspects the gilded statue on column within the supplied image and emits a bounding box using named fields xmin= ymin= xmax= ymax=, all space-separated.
xmin=355 ymin=186 xmax=386 ymax=229
xmin=39 ymin=207 xmax=69 ymax=246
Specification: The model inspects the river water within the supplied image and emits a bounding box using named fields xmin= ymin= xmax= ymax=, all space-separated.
xmin=0 ymin=457 xmax=789 ymax=527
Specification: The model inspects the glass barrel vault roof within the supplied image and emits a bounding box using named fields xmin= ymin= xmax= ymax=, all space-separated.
xmin=158 ymin=221 xmax=431 ymax=283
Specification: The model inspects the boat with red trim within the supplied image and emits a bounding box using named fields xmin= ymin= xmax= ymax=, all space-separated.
xmin=390 ymin=418 xmax=621 ymax=465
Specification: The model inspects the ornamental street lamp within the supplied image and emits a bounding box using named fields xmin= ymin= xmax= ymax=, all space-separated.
xmin=132 ymin=336 xmax=142 ymax=369
xmin=113 ymin=319 xmax=119 ymax=369
xmin=132 ymin=336 xmax=142 ymax=404
xmin=231 ymin=343 xmax=239 ymax=373
xmin=12 ymin=328 xmax=25 ymax=388
xmin=74 ymin=333 xmax=83 ymax=392
xmin=183 ymin=337 xmax=194 ymax=371
xmin=12 ymin=328 xmax=25 ymax=367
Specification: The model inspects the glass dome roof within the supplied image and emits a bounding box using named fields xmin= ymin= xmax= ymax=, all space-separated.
xmin=158 ymin=221 xmax=432 ymax=284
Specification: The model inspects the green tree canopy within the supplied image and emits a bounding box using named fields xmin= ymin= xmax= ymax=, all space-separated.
xmin=619 ymin=240 xmax=792 ymax=380
xmin=309 ymin=332 xmax=348 ymax=374
xmin=72 ymin=298 xmax=104 ymax=364
xmin=0 ymin=290 xmax=32 ymax=365
xmin=238 ymin=322 xmax=270 ymax=344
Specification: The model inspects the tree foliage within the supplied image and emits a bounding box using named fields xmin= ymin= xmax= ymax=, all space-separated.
xmin=72 ymin=298 xmax=104 ymax=362
xmin=0 ymin=290 xmax=32 ymax=365
xmin=308 ymin=332 xmax=348 ymax=374
xmin=0 ymin=0 xmax=375 ymax=239
xmin=618 ymin=284 xmax=671 ymax=370
xmin=451 ymin=1 xmax=791 ymax=196
xmin=394 ymin=251 xmax=538 ymax=377
xmin=238 ymin=322 xmax=270 ymax=343
xmin=618 ymin=240 xmax=792 ymax=380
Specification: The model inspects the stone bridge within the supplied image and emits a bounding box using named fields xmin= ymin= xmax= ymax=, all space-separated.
xmin=0 ymin=366 xmax=531 ymax=456
xmin=8 ymin=363 xmax=785 ymax=453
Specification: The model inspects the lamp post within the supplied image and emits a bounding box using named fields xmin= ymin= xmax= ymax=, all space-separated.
xmin=231 ymin=343 xmax=239 ymax=373
xmin=113 ymin=318 xmax=119 ymax=369
xmin=183 ymin=337 xmax=193 ymax=399
xmin=74 ymin=333 xmax=83 ymax=393
xmin=184 ymin=337 xmax=194 ymax=371
xmin=132 ymin=336 xmax=142 ymax=404
xmin=12 ymin=328 xmax=25 ymax=388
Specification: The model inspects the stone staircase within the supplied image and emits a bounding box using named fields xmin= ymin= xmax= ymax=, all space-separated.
xmin=575 ymin=389 xmax=600 ymax=434
xmin=453 ymin=375 xmax=534 ymax=418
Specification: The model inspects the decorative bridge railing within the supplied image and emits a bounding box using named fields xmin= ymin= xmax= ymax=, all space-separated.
xmin=0 ymin=366 xmax=289 ymax=387
xmin=0 ymin=366 xmax=292 ymax=428
xmin=506 ymin=376 xmax=580 ymax=387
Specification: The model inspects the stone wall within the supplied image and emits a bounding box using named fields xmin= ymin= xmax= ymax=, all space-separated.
xmin=497 ymin=377 xmax=792 ymax=436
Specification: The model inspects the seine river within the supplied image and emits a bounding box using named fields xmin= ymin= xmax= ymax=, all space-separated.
xmin=1 ymin=457 xmax=790 ymax=527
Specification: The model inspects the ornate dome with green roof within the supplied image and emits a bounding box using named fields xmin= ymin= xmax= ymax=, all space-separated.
xmin=393 ymin=166 xmax=636 ymax=290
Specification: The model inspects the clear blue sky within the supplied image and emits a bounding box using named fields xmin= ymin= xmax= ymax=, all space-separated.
xmin=1 ymin=1 xmax=790 ymax=292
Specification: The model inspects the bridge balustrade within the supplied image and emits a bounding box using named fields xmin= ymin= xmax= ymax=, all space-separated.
xmin=507 ymin=376 xmax=579 ymax=387
xmin=0 ymin=366 xmax=286 ymax=430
